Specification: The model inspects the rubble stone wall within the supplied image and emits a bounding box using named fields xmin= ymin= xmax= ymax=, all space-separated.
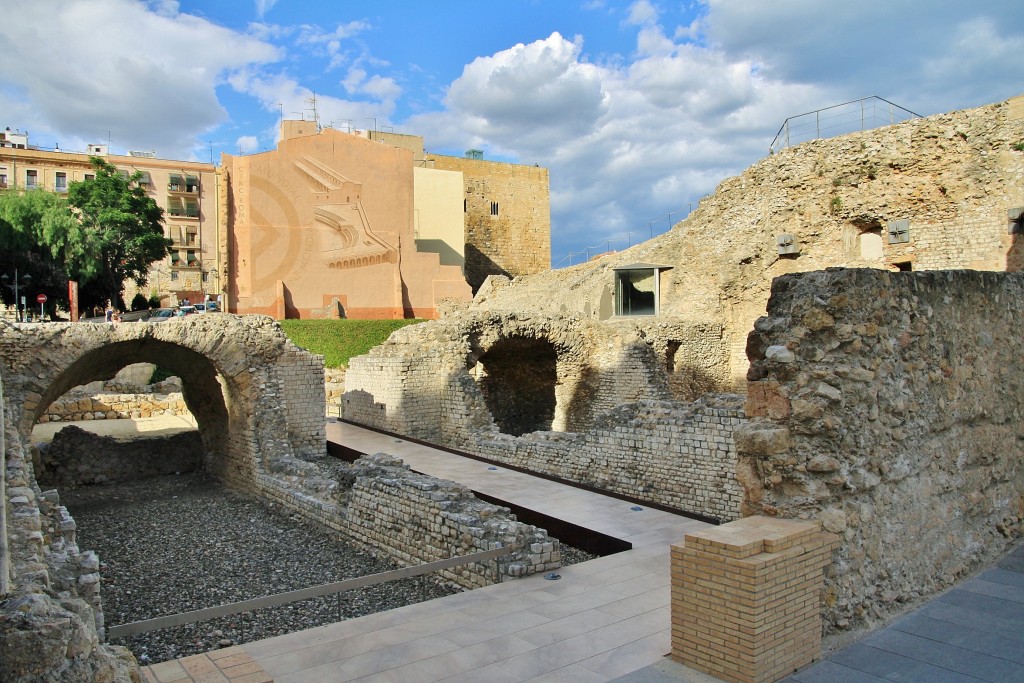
xmin=461 ymin=97 xmax=1024 ymax=391
xmin=1 ymin=370 xmax=140 ymax=682
xmin=252 ymin=453 xmax=561 ymax=587
xmin=36 ymin=426 xmax=203 ymax=488
xmin=741 ymin=268 xmax=1024 ymax=632
xmin=39 ymin=391 xmax=188 ymax=422
xmin=344 ymin=313 xmax=744 ymax=520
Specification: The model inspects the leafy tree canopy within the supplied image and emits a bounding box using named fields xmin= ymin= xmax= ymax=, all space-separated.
xmin=0 ymin=156 xmax=171 ymax=314
xmin=0 ymin=190 xmax=80 ymax=312
xmin=66 ymin=157 xmax=170 ymax=310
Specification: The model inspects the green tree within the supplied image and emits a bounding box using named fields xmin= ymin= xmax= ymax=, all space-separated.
xmin=0 ymin=190 xmax=80 ymax=315
xmin=66 ymin=157 xmax=170 ymax=310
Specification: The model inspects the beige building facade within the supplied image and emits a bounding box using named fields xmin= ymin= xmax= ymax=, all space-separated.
xmin=0 ymin=132 xmax=220 ymax=310
xmin=0 ymin=123 xmax=552 ymax=319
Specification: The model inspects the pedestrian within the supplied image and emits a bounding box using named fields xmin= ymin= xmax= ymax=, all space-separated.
xmin=105 ymin=302 xmax=113 ymax=322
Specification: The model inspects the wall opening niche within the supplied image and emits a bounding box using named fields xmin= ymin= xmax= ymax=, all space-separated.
xmin=470 ymin=336 xmax=557 ymax=436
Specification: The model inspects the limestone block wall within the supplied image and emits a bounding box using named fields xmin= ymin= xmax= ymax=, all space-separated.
xmin=427 ymin=154 xmax=551 ymax=292
xmin=251 ymin=453 xmax=560 ymax=587
xmin=344 ymin=312 xmax=743 ymax=520
xmin=448 ymin=396 xmax=747 ymax=522
xmin=741 ymin=268 xmax=1024 ymax=632
xmin=278 ymin=345 xmax=327 ymax=459
xmin=39 ymin=391 xmax=188 ymax=422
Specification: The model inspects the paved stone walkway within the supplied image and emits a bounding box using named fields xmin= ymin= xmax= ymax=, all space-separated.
xmin=775 ymin=542 xmax=1024 ymax=683
xmin=94 ymin=417 xmax=1024 ymax=682
xmin=142 ymin=647 xmax=272 ymax=682
xmin=233 ymin=420 xmax=711 ymax=682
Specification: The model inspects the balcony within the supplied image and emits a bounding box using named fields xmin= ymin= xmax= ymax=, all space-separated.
xmin=168 ymin=174 xmax=200 ymax=194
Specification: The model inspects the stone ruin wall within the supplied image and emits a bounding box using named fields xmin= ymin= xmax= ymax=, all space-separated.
xmin=251 ymin=453 xmax=560 ymax=586
xmin=464 ymin=96 xmax=1024 ymax=391
xmin=741 ymin=268 xmax=1024 ymax=631
xmin=1 ymin=379 xmax=139 ymax=682
xmin=1 ymin=315 xmax=565 ymax=681
xmin=40 ymin=390 xmax=188 ymax=423
xmin=36 ymin=427 xmax=204 ymax=489
xmin=344 ymin=313 xmax=746 ymax=521
xmin=345 ymin=268 xmax=1024 ymax=634
xmin=426 ymin=154 xmax=551 ymax=292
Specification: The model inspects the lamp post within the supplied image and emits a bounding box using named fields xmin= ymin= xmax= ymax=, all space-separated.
xmin=1 ymin=270 xmax=31 ymax=322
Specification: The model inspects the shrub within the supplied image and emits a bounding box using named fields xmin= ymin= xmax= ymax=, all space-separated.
xmin=130 ymin=293 xmax=148 ymax=311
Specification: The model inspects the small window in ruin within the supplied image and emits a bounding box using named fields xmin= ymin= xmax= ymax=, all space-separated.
xmin=490 ymin=201 xmax=499 ymax=216
xmin=894 ymin=261 xmax=912 ymax=271
xmin=1008 ymin=207 xmax=1024 ymax=234
xmin=613 ymin=263 xmax=671 ymax=316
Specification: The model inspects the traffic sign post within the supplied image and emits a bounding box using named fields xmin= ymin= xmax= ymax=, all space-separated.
xmin=36 ymin=293 xmax=46 ymax=321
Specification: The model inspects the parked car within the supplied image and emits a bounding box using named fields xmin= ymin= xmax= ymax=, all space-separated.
xmin=146 ymin=308 xmax=176 ymax=322
xmin=177 ymin=305 xmax=197 ymax=317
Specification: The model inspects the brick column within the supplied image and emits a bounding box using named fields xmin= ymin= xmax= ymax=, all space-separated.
xmin=671 ymin=516 xmax=838 ymax=683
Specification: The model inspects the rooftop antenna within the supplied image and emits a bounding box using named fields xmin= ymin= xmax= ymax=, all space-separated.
xmin=305 ymin=92 xmax=321 ymax=132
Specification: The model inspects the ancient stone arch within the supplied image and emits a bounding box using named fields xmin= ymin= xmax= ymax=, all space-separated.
xmin=0 ymin=315 xmax=326 ymax=488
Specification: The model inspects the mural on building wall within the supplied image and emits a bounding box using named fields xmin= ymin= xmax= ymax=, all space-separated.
xmin=292 ymin=156 xmax=398 ymax=269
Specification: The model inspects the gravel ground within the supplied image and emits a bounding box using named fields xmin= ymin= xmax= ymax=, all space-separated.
xmin=63 ymin=470 xmax=595 ymax=664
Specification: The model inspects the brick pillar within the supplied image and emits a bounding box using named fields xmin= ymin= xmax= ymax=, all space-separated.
xmin=671 ymin=516 xmax=838 ymax=683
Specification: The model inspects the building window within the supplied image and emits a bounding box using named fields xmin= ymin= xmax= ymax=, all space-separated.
xmin=490 ymin=201 xmax=499 ymax=216
xmin=170 ymin=271 xmax=179 ymax=281
xmin=84 ymin=174 xmax=94 ymax=182
xmin=55 ymin=172 xmax=67 ymax=193
xmin=613 ymin=264 xmax=671 ymax=316
xmin=0 ymin=174 xmax=7 ymax=188
xmin=894 ymin=261 xmax=913 ymax=271
xmin=185 ymin=175 xmax=199 ymax=193
xmin=25 ymin=169 xmax=37 ymax=190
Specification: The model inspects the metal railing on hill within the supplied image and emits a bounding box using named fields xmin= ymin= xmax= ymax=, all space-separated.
xmin=769 ymin=96 xmax=922 ymax=154
xmin=554 ymin=204 xmax=692 ymax=268
xmin=107 ymin=545 xmax=511 ymax=641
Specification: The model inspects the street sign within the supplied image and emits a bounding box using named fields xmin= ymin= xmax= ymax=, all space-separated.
xmin=36 ymin=293 xmax=47 ymax=303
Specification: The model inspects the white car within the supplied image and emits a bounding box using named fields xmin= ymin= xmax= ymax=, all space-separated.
xmin=146 ymin=308 xmax=176 ymax=322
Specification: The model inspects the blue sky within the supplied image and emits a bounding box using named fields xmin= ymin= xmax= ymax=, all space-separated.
xmin=2 ymin=1 xmax=1023 ymax=266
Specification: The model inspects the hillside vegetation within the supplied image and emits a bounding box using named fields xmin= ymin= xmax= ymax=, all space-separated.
xmin=279 ymin=319 xmax=424 ymax=368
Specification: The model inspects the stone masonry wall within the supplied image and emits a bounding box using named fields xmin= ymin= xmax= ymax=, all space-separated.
xmin=344 ymin=313 xmax=745 ymax=521
xmin=452 ymin=396 xmax=747 ymax=522
xmin=741 ymin=268 xmax=1024 ymax=632
xmin=427 ymin=154 xmax=550 ymax=292
xmin=1 ymin=376 xmax=140 ymax=682
xmin=36 ymin=426 xmax=203 ymax=489
xmin=40 ymin=391 xmax=188 ymax=423
xmin=461 ymin=96 xmax=1024 ymax=391
xmin=279 ymin=345 xmax=327 ymax=459
xmin=252 ymin=453 xmax=561 ymax=587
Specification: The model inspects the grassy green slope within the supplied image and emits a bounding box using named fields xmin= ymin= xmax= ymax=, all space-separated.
xmin=278 ymin=319 xmax=424 ymax=368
